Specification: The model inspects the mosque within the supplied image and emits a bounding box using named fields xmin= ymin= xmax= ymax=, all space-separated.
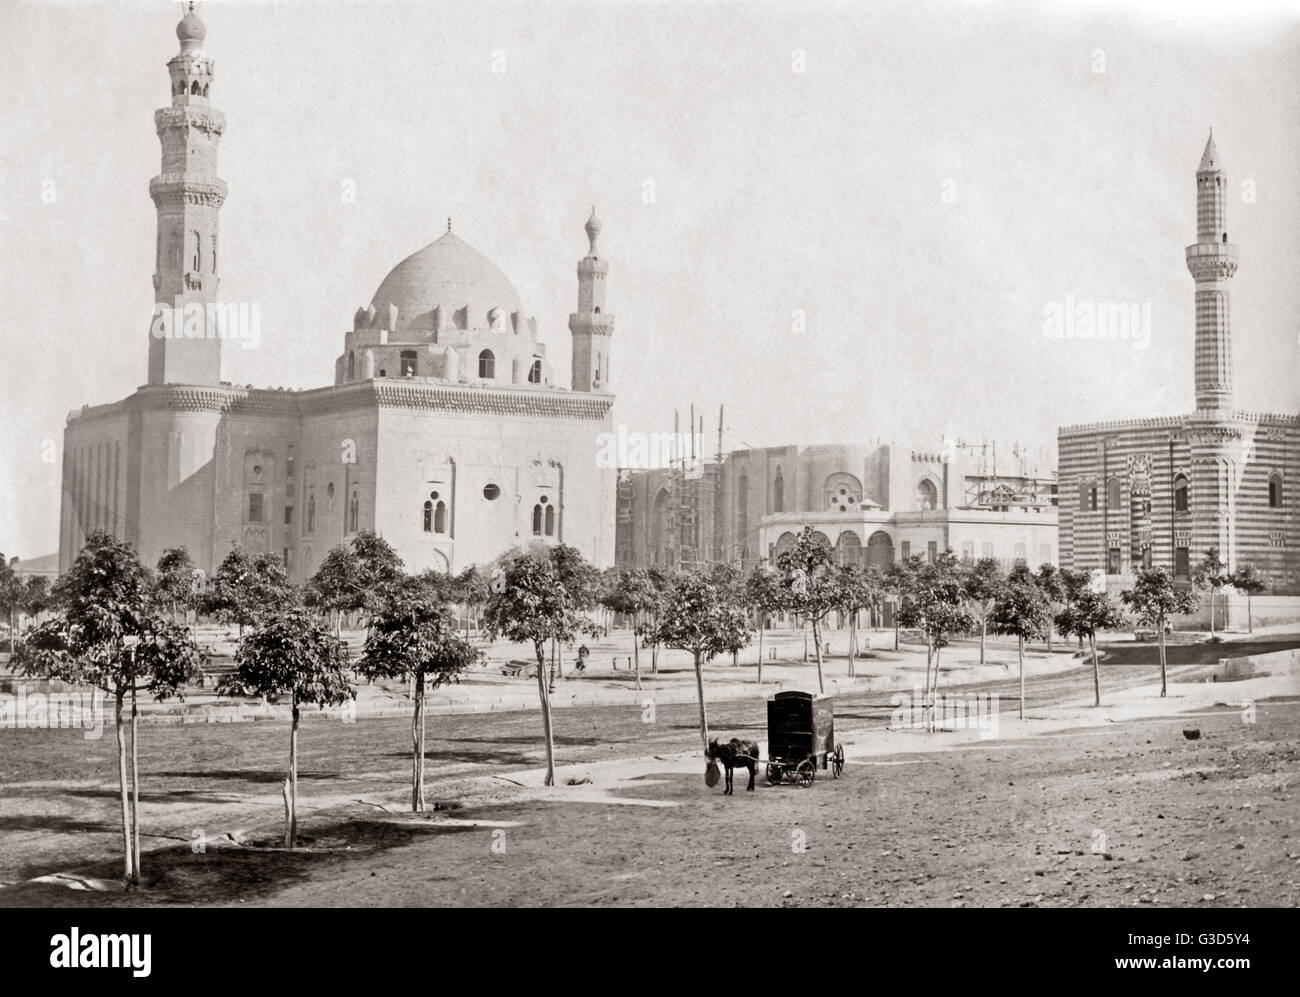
xmin=57 ymin=6 xmax=616 ymax=579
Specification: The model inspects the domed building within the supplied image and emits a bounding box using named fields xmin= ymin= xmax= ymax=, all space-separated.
xmin=57 ymin=8 xmax=616 ymax=578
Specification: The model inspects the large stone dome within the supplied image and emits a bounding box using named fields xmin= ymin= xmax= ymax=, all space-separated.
xmin=369 ymin=230 xmax=523 ymax=335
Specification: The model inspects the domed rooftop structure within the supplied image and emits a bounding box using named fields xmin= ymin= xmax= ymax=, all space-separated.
xmin=369 ymin=229 xmax=524 ymax=336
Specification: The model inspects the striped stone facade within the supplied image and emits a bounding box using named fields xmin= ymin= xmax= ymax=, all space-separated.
xmin=1059 ymin=134 xmax=1299 ymax=601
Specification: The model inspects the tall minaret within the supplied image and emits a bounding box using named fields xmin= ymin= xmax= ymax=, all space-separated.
xmin=147 ymin=4 xmax=227 ymax=385
xmin=568 ymin=208 xmax=614 ymax=392
xmin=1184 ymin=130 xmax=1237 ymax=412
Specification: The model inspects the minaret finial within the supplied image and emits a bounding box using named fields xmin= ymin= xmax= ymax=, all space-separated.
xmin=447 ymin=216 xmax=452 ymax=233
xmin=584 ymin=206 xmax=601 ymax=256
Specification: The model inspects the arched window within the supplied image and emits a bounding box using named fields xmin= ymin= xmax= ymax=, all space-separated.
xmin=1269 ymin=472 xmax=1283 ymax=508
xmin=306 ymin=494 xmax=315 ymax=533
xmin=916 ymin=479 xmax=938 ymax=511
xmin=1090 ymin=485 xmax=1099 ymax=511
xmin=532 ymin=503 xmax=543 ymax=536
xmin=773 ymin=468 xmax=784 ymax=513
xmin=190 ymin=79 xmax=199 ymax=96
xmin=1079 ymin=481 xmax=1090 ymax=511
xmin=191 ymin=231 xmax=201 ymax=272
xmin=347 ymin=351 xmax=355 ymax=380
xmin=423 ymin=500 xmax=433 ymax=533
xmin=400 ymin=350 xmax=417 ymax=377
xmin=434 ymin=501 xmax=447 ymax=534
xmin=533 ymin=495 xmax=553 ymax=537
xmin=1173 ymin=474 xmax=1189 ymax=513
xmin=478 ymin=350 xmax=495 ymax=379
xmin=528 ymin=359 xmax=542 ymax=384
xmin=348 ymin=491 xmax=359 ymax=533
xmin=1106 ymin=477 xmax=1121 ymax=510
xmin=212 ymin=234 xmax=217 ymax=273
xmin=545 ymin=504 xmax=555 ymax=536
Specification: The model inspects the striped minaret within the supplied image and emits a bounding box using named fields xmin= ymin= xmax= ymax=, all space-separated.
xmin=1184 ymin=131 xmax=1237 ymax=412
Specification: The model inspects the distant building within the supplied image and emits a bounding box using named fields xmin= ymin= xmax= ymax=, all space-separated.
xmin=58 ymin=8 xmax=616 ymax=579
xmin=617 ymin=440 xmax=1058 ymax=574
xmin=1058 ymin=134 xmax=1299 ymax=620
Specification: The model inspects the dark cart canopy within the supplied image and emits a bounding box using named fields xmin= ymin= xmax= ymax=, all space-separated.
xmin=768 ymin=690 xmax=834 ymax=764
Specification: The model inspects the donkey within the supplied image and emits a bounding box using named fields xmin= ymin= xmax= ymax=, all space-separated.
xmin=706 ymin=737 xmax=760 ymax=794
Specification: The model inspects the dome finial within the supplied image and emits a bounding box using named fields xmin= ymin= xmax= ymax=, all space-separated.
xmin=176 ymin=1 xmax=206 ymax=52
xmin=584 ymin=206 xmax=601 ymax=256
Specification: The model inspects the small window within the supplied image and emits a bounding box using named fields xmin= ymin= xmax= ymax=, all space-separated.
xmin=478 ymin=349 xmax=495 ymax=379
xmin=483 ymin=483 xmax=500 ymax=501
xmin=282 ymin=548 xmax=294 ymax=571
xmin=423 ymin=500 xmax=433 ymax=533
xmin=1174 ymin=547 xmax=1190 ymax=579
xmin=1107 ymin=548 xmax=1121 ymax=575
xmin=1090 ymin=486 xmax=1098 ymax=511
xmin=347 ymin=351 xmax=355 ymax=380
xmin=284 ymin=505 xmax=294 ymax=525
xmin=1269 ymin=473 xmax=1283 ymax=508
xmin=306 ymin=495 xmax=315 ymax=532
xmin=545 ymin=504 xmax=555 ymax=536
xmin=400 ymin=350 xmax=417 ymax=377
xmin=900 ymin=541 xmax=911 ymax=560
xmin=528 ymin=359 xmax=542 ymax=384
xmin=434 ymin=500 xmax=447 ymax=534
xmin=248 ymin=493 xmax=264 ymax=522
xmin=927 ymin=541 xmax=937 ymax=562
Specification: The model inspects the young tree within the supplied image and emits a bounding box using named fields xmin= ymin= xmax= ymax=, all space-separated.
xmin=205 ymin=546 xmax=296 ymax=640
xmin=305 ymin=545 xmax=364 ymax=636
xmin=155 ymin=547 xmax=195 ymax=623
xmin=897 ymin=551 xmax=974 ymax=718
xmin=603 ymin=567 xmax=658 ymax=690
xmin=1193 ymin=549 xmax=1228 ymax=639
xmin=708 ymin=563 xmax=746 ymax=667
xmin=1122 ymin=566 xmax=1199 ymax=698
xmin=883 ymin=556 xmax=921 ymax=652
xmin=962 ymin=557 xmax=1004 ymax=664
xmin=989 ymin=572 xmax=1051 ymax=720
xmin=831 ymin=563 xmax=873 ymax=677
xmin=480 ymin=545 xmax=598 ymax=786
xmin=1230 ymin=565 xmax=1268 ymax=634
xmin=15 ymin=531 xmax=201 ymax=887
xmin=776 ymin=527 xmax=839 ymax=694
xmin=644 ymin=566 xmax=672 ymax=674
xmin=20 ymin=575 xmax=50 ymax=629
xmin=351 ymin=530 xmax=405 ymax=628
xmin=1035 ymin=563 xmax=1069 ymax=652
xmin=0 ymin=553 xmax=22 ymax=654
xmin=220 ymin=609 xmax=354 ymax=847
xmin=645 ymin=570 xmax=750 ymax=751
xmin=744 ymin=563 xmax=783 ymax=684
xmin=1056 ymin=580 xmax=1127 ymax=707
xmin=357 ymin=589 xmax=480 ymax=810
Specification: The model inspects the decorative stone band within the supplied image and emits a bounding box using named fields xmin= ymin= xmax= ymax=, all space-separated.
xmin=149 ymin=174 xmax=228 ymax=208
xmin=69 ymin=380 xmax=613 ymax=424
xmin=154 ymin=106 xmax=225 ymax=136
xmin=1060 ymin=410 xmax=1297 ymax=437
xmin=1185 ymin=254 xmax=1239 ymax=281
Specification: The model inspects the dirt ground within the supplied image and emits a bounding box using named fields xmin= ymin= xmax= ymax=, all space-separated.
xmin=4 ymin=670 xmax=1296 ymax=907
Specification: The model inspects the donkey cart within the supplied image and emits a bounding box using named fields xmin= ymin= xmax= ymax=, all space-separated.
xmin=765 ymin=690 xmax=845 ymax=787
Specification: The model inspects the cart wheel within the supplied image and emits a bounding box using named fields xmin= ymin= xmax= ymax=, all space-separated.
xmin=831 ymin=743 xmax=845 ymax=779
xmin=766 ymin=763 xmax=782 ymax=786
xmin=796 ymin=759 xmax=815 ymax=787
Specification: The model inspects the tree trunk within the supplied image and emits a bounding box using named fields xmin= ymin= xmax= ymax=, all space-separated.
xmin=811 ymin=618 xmax=825 ymax=694
xmin=1209 ymin=591 xmax=1215 ymax=638
xmin=893 ymin=611 xmax=900 ymax=652
xmin=1246 ymin=592 xmax=1253 ymax=634
xmin=1018 ymin=635 xmax=1025 ymax=720
xmin=848 ymin=615 xmax=856 ymax=678
xmin=114 ymin=689 xmax=133 ymax=886
xmin=979 ymin=617 xmax=987 ymax=665
xmin=651 ymin=642 xmax=658 ymax=674
xmin=632 ymin=627 xmax=641 ymax=691
xmin=8 ymin=607 xmax=14 ymax=653
xmin=802 ymin=619 xmax=809 ymax=662
xmin=535 ymin=643 xmax=556 ymax=786
xmin=1046 ymin=619 xmax=1054 ymax=652
xmin=287 ymin=700 xmax=300 ymax=847
xmin=1157 ymin=615 xmax=1167 ymax=698
xmin=130 ymin=680 xmax=141 ymax=887
xmin=931 ymin=645 xmax=943 ymax=731
xmin=412 ymin=670 xmax=426 ymax=811
xmin=757 ymin=621 xmax=764 ymax=684
xmin=693 ymin=649 xmax=709 ymax=752
xmin=1090 ymin=633 xmax=1101 ymax=707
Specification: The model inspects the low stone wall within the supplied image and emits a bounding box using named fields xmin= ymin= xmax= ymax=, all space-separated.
xmin=1214 ymin=647 xmax=1300 ymax=682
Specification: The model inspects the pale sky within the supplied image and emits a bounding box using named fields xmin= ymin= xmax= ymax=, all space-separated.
xmin=2 ymin=0 xmax=1298 ymax=559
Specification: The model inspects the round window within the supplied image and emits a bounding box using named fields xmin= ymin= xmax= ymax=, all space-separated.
xmin=252 ymin=465 xmax=263 ymax=476
xmin=430 ymin=491 xmax=439 ymax=501
xmin=483 ymin=484 xmax=500 ymax=501
xmin=539 ymin=495 xmax=549 ymax=505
